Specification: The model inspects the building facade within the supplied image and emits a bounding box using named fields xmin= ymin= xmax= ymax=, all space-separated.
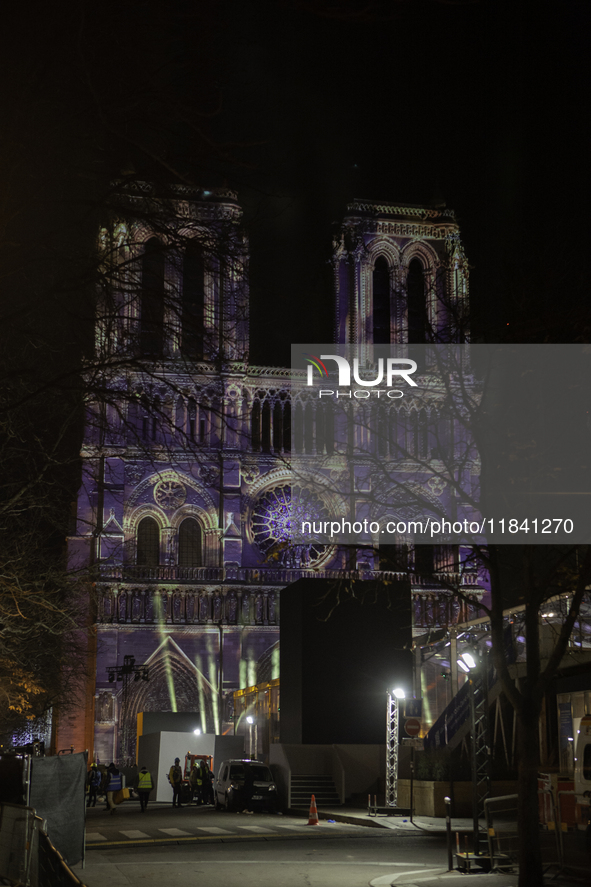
xmin=60 ymin=186 xmax=484 ymax=762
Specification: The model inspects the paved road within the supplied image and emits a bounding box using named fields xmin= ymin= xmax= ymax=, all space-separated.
xmin=73 ymin=805 xmax=580 ymax=886
xmin=74 ymin=830 xmax=451 ymax=887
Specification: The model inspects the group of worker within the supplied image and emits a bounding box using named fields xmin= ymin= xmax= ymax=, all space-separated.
xmin=87 ymin=761 xmax=150 ymax=814
xmin=87 ymin=756 xmax=214 ymax=812
xmin=168 ymin=756 xmax=214 ymax=806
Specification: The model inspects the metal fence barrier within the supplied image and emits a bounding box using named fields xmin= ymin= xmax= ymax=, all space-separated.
xmin=485 ymin=793 xmax=519 ymax=871
xmin=0 ymin=803 xmax=37 ymax=885
xmin=484 ymin=791 xmax=560 ymax=874
xmin=0 ymin=803 xmax=86 ymax=887
xmin=557 ymin=791 xmax=591 ymax=878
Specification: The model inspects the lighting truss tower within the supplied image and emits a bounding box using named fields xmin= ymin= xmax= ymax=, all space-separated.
xmin=106 ymin=655 xmax=149 ymax=763
xmin=386 ymin=691 xmax=401 ymax=807
xmin=469 ymin=665 xmax=491 ymax=854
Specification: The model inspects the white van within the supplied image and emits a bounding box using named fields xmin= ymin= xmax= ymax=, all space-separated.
xmin=215 ymin=759 xmax=278 ymax=812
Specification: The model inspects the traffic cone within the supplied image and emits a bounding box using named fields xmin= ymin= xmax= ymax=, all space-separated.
xmin=307 ymin=793 xmax=319 ymax=825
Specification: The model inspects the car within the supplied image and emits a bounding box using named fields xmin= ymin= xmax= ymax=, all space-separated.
xmin=215 ymin=759 xmax=278 ymax=812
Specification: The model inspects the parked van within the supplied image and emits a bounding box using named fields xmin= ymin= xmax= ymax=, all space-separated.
xmin=215 ymin=759 xmax=278 ymax=812
xmin=574 ymin=713 xmax=591 ymax=827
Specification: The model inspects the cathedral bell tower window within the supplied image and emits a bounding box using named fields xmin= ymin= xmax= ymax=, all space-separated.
xmin=407 ymin=258 xmax=427 ymax=344
xmin=373 ymin=256 xmax=390 ymax=345
xmin=140 ymin=238 xmax=165 ymax=357
xmin=182 ymin=242 xmax=205 ymax=359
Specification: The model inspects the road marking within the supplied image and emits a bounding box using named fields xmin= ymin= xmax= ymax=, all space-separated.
xmin=390 ymin=863 xmax=445 ymax=884
xmin=273 ymin=823 xmax=316 ymax=829
xmin=158 ymin=828 xmax=192 ymax=837
xmin=86 ymin=833 xmax=107 ymax=842
xmin=197 ymin=827 xmax=233 ymax=835
xmin=237 ymin=826 xmax=278 ymax=833
xmin=120 ymin=830 xmax=150 ymax=839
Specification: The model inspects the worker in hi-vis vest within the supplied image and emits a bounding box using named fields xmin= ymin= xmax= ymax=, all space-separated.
xmin=137 ymin=766 xmax=153 ymax=812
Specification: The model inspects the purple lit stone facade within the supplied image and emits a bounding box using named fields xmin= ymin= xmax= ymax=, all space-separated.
xmin=64 ymin=188 xmax=486 ymax=761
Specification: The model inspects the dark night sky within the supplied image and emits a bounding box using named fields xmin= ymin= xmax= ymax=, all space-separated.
xmin=204 ymin=0 xmax=590 ymax=365
xmin=3 ymin=1 xmax=589 ymax=367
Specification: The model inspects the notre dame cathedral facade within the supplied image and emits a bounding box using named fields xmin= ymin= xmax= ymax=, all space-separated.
xmin=60 ymin=184 xmax=484 ymax=762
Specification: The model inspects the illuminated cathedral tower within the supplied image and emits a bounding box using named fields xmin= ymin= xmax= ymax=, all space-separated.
xmin=333 ymin=199 xmax=469 ymax=346
xmin=64 ymin=184 xmax=288 ymax=762
xmin=60 ymin=188 xmax=484 ymax=761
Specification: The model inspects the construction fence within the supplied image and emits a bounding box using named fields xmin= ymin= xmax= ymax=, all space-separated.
xmin=0 ymin=803 xmax=86 ymax=887
xmin=484 ymin=789 xmax=590 ymax=877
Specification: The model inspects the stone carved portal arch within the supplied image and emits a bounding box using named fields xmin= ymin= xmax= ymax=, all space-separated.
xmin=119 ymin=645 xmax=215 ymax=760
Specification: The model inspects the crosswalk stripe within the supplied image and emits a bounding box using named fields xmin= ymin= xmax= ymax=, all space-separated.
xmin=197 ymin=827 xmax=233 ymax=835
xmin=86 ymin=833 xmax=107 ymax=842
xmin=159 ymin=828 xmax=192 ymax=837
xmin=238 ymin=826 xmax=278 ymax=832
xmin=120 ymin=830 xmax=150 ymax=839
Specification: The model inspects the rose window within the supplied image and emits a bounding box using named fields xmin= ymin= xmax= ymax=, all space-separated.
xmin=251 ymin=485 xmax=329 ymax=567
xmin=154 ymin=480 xmax=186 ymax=510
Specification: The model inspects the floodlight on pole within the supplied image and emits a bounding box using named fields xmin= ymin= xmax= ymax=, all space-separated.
xmin=246 ymin=715 xmax=256 ymax=757
xmin=393 ymin=687 xmax=406 ymax=699
xmin=462 ymin=651 xmax=477 ymax=670
xmin=193 ymin=728 xmax=201 ymax=735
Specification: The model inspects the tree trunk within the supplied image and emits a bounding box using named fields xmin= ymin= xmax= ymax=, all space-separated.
xmin=517 ymin=697 xmax=543 ymax=886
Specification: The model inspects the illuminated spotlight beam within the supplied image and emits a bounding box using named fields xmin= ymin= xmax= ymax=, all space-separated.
xmin=247 ymin=655 xmax=256 ymax=689
xmin=206 ymin=633 xmax=220 ymax=735
xmin=239 ymin=658 xmax=247 ymax=690
xmin=153 ymin=593 xmax=177 ymax=712
xmin=195 ymin=653 xmax=207 ymax=733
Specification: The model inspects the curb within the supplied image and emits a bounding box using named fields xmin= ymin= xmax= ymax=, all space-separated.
xmin=286 ymin=808 xmax=391 ymax=829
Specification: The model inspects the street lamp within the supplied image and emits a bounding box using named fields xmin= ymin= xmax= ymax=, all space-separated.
xmin=246 ymin=715 xmax=257 ymax=759
xmin=458 ymin=647 xmax=490 ymax=860
xmin=386 ymin=687 xmax=405 ymax=807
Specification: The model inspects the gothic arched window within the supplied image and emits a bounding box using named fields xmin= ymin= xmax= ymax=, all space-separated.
xmin=251 ymin=401 xmax=261 ymax=451
xmin=373 ymin=256 xmax=390 ymax=344
xmin=413 ymin=544 xmax=434 ymax=575
xmin=294 ymin=403 xmax=303 ymax=453
xmin=151 ymin=395 xmax=160 ymax=441
xmin=417 ymin=408 xmax=428 ymax=459
xmin=282 ymin=401 xmax=291 ymax=452
xmin=407 ymin=258 xmax=427 ymax=344
xmin=273 ymin=402 xmax=283 ymax=452
xmin=137 ymin=517 xmax=160 ymax=566
xmin=140 ymin=238 xmax=165 ymax=356
xmin=262 ymin=401 xmax=271 ymax=452
xmin=304 ymin=403 xmax=314 ymax=454
xmin=316 ymin=403 xmax=325 ymax=454
xmin=187 ymin=397 xmax=197 ymax=441
xmin=324 ymin=404 xmax=334 ymax=455
xmin=140 ymin=394 xmax=150 ymax=441
xmin=182 ymin=242 xmax=205 ymax=359
xmin=178 ymin=518 xmax=202 ymax=567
